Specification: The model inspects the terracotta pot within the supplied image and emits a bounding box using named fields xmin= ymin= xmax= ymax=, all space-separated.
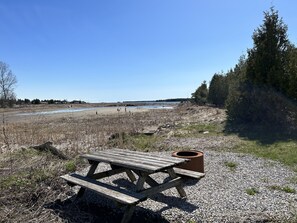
xmin=172 ymin=150 xmax=204 ymax=173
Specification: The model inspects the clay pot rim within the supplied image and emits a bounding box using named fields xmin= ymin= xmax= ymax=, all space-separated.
xmin=172 ymin=150 xmax=203 ymax=159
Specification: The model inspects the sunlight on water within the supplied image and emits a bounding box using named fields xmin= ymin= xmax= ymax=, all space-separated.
xmin=17 ymin=104 xmax=175 ymax=116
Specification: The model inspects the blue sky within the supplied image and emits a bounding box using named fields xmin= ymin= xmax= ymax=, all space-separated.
xmin=0 ymin=0 xmax=296 ymax=102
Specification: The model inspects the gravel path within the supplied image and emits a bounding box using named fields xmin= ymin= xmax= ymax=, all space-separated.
xmin=73 ymin=150 xmax=297 ymax=223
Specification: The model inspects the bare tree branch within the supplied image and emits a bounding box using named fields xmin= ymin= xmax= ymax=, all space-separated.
xmin=0 ymin=61 xmax=17 ymax=107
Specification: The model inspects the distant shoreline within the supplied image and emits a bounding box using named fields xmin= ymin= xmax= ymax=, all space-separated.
xmin=1 ymin=101 xmax=179 ymax=123
xmin=1 ymin=101 xmax=180 ymax=112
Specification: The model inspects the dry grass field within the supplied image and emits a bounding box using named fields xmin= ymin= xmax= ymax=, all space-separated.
xmin=0 ymin=103 xmax=296 ymax=222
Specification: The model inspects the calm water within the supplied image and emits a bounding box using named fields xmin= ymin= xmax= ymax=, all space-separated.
xmin=18 ymin=102 xmax=178 ymax=116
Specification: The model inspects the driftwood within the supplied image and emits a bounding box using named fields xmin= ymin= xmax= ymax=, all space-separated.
xmin=31 ymin=141 xmax=68 ymax=160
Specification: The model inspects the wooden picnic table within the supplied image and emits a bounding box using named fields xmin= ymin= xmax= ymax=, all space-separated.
xmin=61 ymin=148 xmax=205 ymax=223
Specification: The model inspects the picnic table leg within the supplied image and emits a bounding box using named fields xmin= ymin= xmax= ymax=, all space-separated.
xmin=110 ymin=164 xmax=136 ymax=182
xmin=77 ymin=161 xmax=99 ymax=197
xmin=135 ymin=172 xmax=147 ymax=191
xmin=133 ymin=170 xmax=159 ymax=188
xmin=121 ymin=205 xmax=136 ymax=223
xmin=125 ymin=170 xmax=136 ymax=182
xmin=167 ymin=168 xmax=187 ymax=198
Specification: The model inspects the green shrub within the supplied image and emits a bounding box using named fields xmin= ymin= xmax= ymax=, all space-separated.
xmin=246 ymin=187 xmax=259 ymax=195
xmin=226 ymin=83 xmax=297 ymax=129
xmin=269 ymin=185 xmax=296 ymax=193
xmin=0 ymin=169 xmax=52 ymax=190
xmin=281 ymin=186 xmax=296 ymax=193
xmin=225 ymin=161 xmax=237 ymax=171
xmin=65 ymin=160 xmax=76 ymax=172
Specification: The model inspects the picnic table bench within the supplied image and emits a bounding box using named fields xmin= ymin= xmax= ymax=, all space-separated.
xmin=61 ymin=149 xmax=205 ymax=223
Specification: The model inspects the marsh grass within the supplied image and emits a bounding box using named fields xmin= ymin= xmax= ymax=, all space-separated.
xmin=0 ymin=148 xmax=63 ymax=188
xmin=126 ymin=134 xmax=163 ymax=151
xmin=174 ymin=123 xmax=224 ymax=137
xmin=108 ymin=132 xmax=162 ymax=151
xmin=0 ymin=108 xmax=184 ymax=222
xmin=0 ymin=109 xmax=180 ymax=154
xmin=0 ymin=147 xmax=79 ymax=222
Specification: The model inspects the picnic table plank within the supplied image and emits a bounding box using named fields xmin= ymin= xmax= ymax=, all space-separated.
xmin=92 ymin=151 xmax=177 ymax=168
xmin=81 ymin=153 xmax=158 ymax=173
xmin=173 ymin=167 xmax=205 ymax=179
xmin=61 ymin=173 xmax=145 ymax=205
xmin=81 ymin=150 xmax=188 ymax=173
xmin=111 ymin=148 xmax=188 ymax=163
xmin=97 ymin=150 xmax=176 ymax=166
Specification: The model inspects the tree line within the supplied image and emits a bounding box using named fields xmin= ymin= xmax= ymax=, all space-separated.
xmin=16 ymin=99 xmax=86 ymax=105
xmin=192 ymin=8 xmax=297 ymax=128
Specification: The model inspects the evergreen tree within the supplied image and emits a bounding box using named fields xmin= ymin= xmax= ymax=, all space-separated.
xmin=286 ymin=45 xmax=297 ymax=101
xmin=208 ymin=73 xmax=228 ymax=107
xmin=246 ymin=7 xmax=289 ymax=92
xmin=191 ymin=81 xmax=208 ymax=105
xmin=226 ymin=8 xmax=297 ymax=127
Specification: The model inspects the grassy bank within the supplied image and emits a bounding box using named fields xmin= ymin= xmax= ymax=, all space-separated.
xmin=231 ymin=140 xmax=297 ymax=171
xmin=0 ymin=148 xmax=71 ymax=222
xmin=179 ymin=122 xmax=297 ymax=171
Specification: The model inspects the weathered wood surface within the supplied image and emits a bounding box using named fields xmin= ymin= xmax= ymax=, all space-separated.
xmin=112 ymin=148 xmax=188 ymax=163
xmin=132 ymin=170 xmax=159 ymax=189
xmin=81 ymin=153 xmax=157 ymax=172
xmin=77 ymin=161 xmax=99 ymax=197
xmin=167 ymin=168 xmax=187 ymax=197
xmin=91 ymin=167 xmax=126 ymax=179
xmin=62 ymin=149 xmax=198 ymax=223
xmin=173 ymin=167 xmax=205 ymax=179
xmin=81 ymin=149 xmax=188 ymax=173
xmin=140 ymin=177 xmax=183 ymax=197
xmin=98 ymin=150 xmax=175 ymax=166
xmin=61 ymin=173 xmax=145 ymax=205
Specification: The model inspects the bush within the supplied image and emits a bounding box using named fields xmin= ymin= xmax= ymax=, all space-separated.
xmin=246 ymin=187 xmax=259 ymax=195
xmin=226 ymin=82 xmax=297 ymax=129
xmin=191 ymin=81 xmax=208 ymax=105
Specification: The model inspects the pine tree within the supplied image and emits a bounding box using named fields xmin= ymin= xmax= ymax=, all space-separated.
xmin=191 ymin=81 xmax=208 ymax=105
xmin=208 ymin=73 xmax=228 ymax=107
xmin=226 ymin=8 xmax=297 ymax=127
xmin=246 ymin=7 xmax=289 ymax=92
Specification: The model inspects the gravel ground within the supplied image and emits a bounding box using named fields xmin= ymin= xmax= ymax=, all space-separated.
xmin=160 ymin=136 xmax=239 ymax=150
xmin=68 ymin=150 xmax=297 ymax=223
